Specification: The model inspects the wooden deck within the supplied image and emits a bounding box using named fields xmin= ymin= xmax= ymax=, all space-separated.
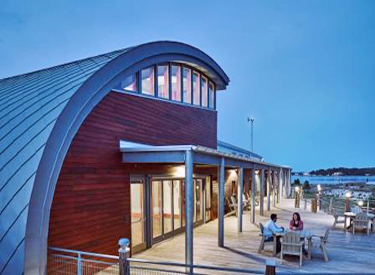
xmin=135 ymin=199 xmax=375 ymax=274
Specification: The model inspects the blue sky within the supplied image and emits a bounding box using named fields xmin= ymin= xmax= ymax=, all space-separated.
xmin=1 ymin=0 xmax=374 ymax=171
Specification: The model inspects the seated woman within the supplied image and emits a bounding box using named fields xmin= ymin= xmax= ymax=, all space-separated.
xmin=289 ymin=212 xmax=304 ymax=230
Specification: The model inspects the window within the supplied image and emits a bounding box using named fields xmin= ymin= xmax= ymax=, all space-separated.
xmin=208 ymin=81 xmax=215 ymax=109
xmin=115 ymin=62 xmax=216 ymax=110
xmin=182 ymin=67 xmax=191 ymax=104
xmin=192 ymin=71 xmax=200 ymax=106
xmin=171 ymin=65 xmax=181 ymax=101
xmin=201 ymin=76 xmax=208 ymax=107
xmin=141 ymin=67 xmax=155 ymax=96
xmin=114 ymin=74 xmax=137 ymax=92
xmin=157 ymin=65 xmax=169 ymax=99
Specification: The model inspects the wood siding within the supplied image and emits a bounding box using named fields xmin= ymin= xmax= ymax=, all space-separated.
xmin=48 ymin=92 xmax=217 ymax=256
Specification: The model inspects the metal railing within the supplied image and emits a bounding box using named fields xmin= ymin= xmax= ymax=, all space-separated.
xmin=48 ymin=247 xmax=119 ymax=274
xmin=48 ymin=241 xmax=277 ymax=275
xmin=298 ymin=195 xmax=375 ymax=216
xmin=126 ymin=258 xmax=268 ymax=275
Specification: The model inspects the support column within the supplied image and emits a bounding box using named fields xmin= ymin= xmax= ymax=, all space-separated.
xmin=288 ymin=170 xmax=292 ymax=198
xmin=185 ymin=150 xmax=194 ymax=272
xmin=260 ymin=169 xmax=265 ymax=216
xmin=278 ymin=168 xmax=283 ymax=203
xmin=237 ymin=167 xmax=244 ymax=232
xmin=273 ymin=171 xmax=276 ymax=207
xmin=267 ymin=170 xmax=271 ymax=211
xmin=218 ymin=157 xmax=225 ymax=247
xmin=251 ymin=168 xmax=256 ymax=223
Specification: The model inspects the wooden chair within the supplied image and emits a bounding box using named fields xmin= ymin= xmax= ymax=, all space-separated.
xmin=352 ymin=212 xmax=373 ymax=235
xmin=311 ymin=228 xmax=330 ymax=262
xmin=280 ymin=232 xmax=304 ymax=266
xmin=258 ymin=222 xmax=273 ymax=253
xmin=332 ymin=209 xmax=345 ymax=229
xmin=351 ymin=206 xmax=362 ymax=215
xmin=225 ymin=197 xmax=237 ymax=217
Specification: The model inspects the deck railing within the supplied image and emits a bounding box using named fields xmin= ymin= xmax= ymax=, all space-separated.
xmin=299 ymin=196 xmax=375 ymax=216
xmin=48 ymin=243 xmax=277 ymax=275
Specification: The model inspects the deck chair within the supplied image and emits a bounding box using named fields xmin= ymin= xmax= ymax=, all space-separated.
xmin=352 ymin=212 xmax=373 ymax=235
xmin=225 ymin=197 xmax=237 ymax=217
xmin=332 ymin=209 xmax=345 ymax=229
xmin=311 ymin=228 xmax=330 ymax=262
xmin=258 ymin=222 xmax=273 ymax=253
xmin=280 ymin=232 xmax=304 ymax=267
xmin=230 ymin=195 xmax=238 ymax=217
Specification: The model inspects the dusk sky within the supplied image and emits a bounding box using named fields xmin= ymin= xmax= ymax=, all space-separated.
xmin=1 ymin=0 xmax=374 ymax=171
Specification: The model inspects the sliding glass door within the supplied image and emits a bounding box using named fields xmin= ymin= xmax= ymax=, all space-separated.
xmin=131 ymin=181 xmax=146 ymax=252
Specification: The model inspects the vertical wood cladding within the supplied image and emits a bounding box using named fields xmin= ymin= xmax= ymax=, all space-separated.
xmin=48 ymin=92 xmax=217 ymax=256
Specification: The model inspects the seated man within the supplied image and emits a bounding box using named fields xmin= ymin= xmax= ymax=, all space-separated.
xmin=264 ymin=213 xmax=284 ymax=254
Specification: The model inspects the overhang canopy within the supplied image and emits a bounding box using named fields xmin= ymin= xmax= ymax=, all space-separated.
xmin=120 ymin=143 xmax=290 ymax=170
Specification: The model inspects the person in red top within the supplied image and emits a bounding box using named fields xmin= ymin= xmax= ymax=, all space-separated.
xmin=289 ymin=212 xmax=304 ymax=230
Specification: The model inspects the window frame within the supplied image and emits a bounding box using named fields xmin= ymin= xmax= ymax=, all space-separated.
xmin=113 ymin=62 xmax=217 ymax=111
xmin=156 ymin=63 xmax=170 ymax=100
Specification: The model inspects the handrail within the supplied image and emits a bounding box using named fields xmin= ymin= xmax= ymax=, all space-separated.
xmin=128 ymin=258 xmax=264 ymax=274
xmin=49 ymin=246 xmax=118 ymax=260
xmin=50 ymin=253 xmax=118 ymax=265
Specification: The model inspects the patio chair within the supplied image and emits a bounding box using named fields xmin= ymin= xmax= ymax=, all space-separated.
xmin=351 ymin=206 xmax=362 ymax=215
xmin=311 ymin=228 xmax=330 ymax=262
xmin=225 ymin=197 xmax=237 ymax=217
xmin=258 ymin=222 xmax=273 ymax=253
xmin=352 ymin=212 xmax=373 ymax=235
xmin=332 ymin=209 xmax=345 ymax=229
xmin=280 ymin=232 xmax=304 ymax=267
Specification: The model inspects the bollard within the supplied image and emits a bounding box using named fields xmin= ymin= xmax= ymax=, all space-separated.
xmin=311 ymin=198 xmax=317 ymax=213
xmin=329 ymin=198 xmax=333 ymax=214
xmin=265 ymin=260 xmax=276 ymax=275
xmin=118 ymin=238 xmax=130 ymax=275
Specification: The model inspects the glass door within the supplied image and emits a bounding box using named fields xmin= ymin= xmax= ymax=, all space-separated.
xmin=195 ymin=179 xmax=203 ymax=223
xmin=163 ymin=180 xmax=173 ymax=235
xmin=152 ymin=180 xmax=162 ymax=240
xmin=131 ymin=181 xmax=146 ymax=252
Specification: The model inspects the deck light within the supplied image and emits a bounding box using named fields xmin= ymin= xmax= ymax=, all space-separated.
xmin=317 ymin=184 xmax=322 ymax=192
xmin=174 ymin=166 xmax=185 ymax=178
xmin=295 ymin=186 xmax=300 ymax=193
xmin=345 ymin=192 xmax=351 ymax=198
xmin=358 ymin=200 xmax=364 ymax=207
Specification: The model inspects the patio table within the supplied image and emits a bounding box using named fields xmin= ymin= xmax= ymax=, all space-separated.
xmin=273 ymin=229 xmax=313 ymax=259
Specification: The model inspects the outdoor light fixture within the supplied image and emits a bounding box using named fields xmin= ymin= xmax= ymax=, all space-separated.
xmin=295 ymin=186 xmax=300 ymax=193
xmin=317 ymin=184 xmax=322 ymax=192
xmin=345 ymin=192 xmax=351 ymax=212
xmin=358 ymin=200 xmax=364 ymax=207
xmin=173 ymin=166 xmax=185 ymax=178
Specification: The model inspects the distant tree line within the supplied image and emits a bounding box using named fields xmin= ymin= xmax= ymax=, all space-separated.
xmin=310 ymin=167 xmax=375 ymax=176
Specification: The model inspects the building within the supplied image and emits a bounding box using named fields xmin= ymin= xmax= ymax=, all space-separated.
xmin=0 ymin=41 xmax=291 ymax=274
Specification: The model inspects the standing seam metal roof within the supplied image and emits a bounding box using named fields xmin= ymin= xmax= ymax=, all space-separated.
xmin=0 ymin=47 xmax=132 ymax=274
xmin=0 ymin=41 xmax=230 ymax=275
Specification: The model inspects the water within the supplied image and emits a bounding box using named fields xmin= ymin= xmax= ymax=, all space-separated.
xmin=291 ymin=175 xmax=375 ymax=185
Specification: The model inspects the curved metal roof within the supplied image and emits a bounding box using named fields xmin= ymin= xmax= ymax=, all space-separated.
xmin=0 ymin=41 xmax=229 ymax=274
xmin=0 ymin=47 xmax=131 ymax=274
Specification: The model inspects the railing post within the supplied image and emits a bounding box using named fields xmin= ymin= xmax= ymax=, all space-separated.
xmin=329 ymin=198 xmax=333 ymax=214
xmin=367 ymin=200 xmax=370 ymax=215
xmin=265 ymin=260 xmax=276 ymax=275
xmin=118 ymin=238 xmax=130 ymax=275
xmin=77 ymin=252 xmax=82 ymax=275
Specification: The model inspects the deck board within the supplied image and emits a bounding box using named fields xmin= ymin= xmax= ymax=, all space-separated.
xmin=135 ymin=199 xmax=375 ymax=274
